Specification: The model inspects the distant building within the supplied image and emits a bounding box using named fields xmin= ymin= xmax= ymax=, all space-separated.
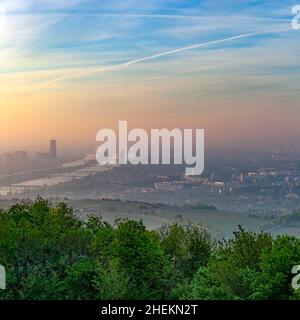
xmin=286 ymin=185 xmax=299 ymax=199
xmin=35 ymin=140 xmax=58 ymax=161
xmin=50 ymin=140 xmax=57 ymax=159
xmin=286 ymin=192 xmax=299 ymax=199
xmin=14 ymin=151 xmax=28 ymax=161
xmin=36 ymin=152 xmax=50 ymax=160
xmin=2 ymin=153 xmax=13 ymax=163
xmin=240 ymin=172 xmax=244 ymax=183
xmin=214 ymin=181 xmax=225 ymax=187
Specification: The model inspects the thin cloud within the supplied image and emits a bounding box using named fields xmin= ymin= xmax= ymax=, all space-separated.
xmin=42 ymin=33 xmax=259 ymax=87
xmin=93 ymin=13 xmax=290 ymax=22
xmin=9 ymin=25 xmax=292 ymax=96
xmin=15 ymin=12 xmax=290 ymax=22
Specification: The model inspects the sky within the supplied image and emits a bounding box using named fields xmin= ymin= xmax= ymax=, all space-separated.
xmin=0 ymin=0 xmax=300 ymax=155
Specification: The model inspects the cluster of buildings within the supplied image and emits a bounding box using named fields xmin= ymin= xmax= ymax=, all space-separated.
xmin=36 ymin=140 xmax=57 ymax=160
xmin=0 ymin=140 xmax=57 ymax=169
xmin=138 ymin=164 xmax=300 ymax=202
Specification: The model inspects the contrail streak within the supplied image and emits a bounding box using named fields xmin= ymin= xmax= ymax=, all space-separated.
xmin=43 ymin=32 xmax=258 ymax=86
xmin=93 ymin=13 xmax=290 ymax=22
xmin=10 ymin=11 xmax=290 ymax=22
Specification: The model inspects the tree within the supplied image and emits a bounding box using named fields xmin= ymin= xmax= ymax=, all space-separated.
xmin=159 ymin=223 xmax=212 ymax=299
xmin=109 ymin=219 xmax=171 ymax=299
xmin=247 ymin=236 xmax=300 ymax=300
xmin=185 ymin=226 xmax=273 ymax=300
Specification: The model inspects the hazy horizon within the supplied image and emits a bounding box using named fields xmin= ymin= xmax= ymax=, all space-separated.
xmin=1 ymin=0 xmax=300 ymax=155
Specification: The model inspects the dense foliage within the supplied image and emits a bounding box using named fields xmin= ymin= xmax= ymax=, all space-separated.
xmin=0 ymin=198 xmax=299 ymax=300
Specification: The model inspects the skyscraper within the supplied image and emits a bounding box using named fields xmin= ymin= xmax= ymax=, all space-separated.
xmin=50 ymin=140 xmax=57 ymax=159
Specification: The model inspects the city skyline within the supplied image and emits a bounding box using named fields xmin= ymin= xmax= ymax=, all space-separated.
xmin=0 ymin=139 xmax=57 ymax=158
xmin=1 ymin=0 xmax=300 ymax=154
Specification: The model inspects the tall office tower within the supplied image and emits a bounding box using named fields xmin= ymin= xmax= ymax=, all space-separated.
xmin=50 ymin=139 xmax=57 ymax=159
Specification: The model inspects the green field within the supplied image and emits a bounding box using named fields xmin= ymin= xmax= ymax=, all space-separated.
xmin=2 ymin=198 xmax=297 ymax=239
xmin=68 ymin=199 xmax=267 ymax=239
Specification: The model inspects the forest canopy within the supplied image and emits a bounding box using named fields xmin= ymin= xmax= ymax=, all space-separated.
xmin=0 ymin=198 xmax=299 ymax=300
